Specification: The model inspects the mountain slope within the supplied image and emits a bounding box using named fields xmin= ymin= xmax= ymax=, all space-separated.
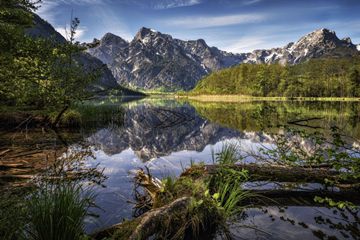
xmin=86 ymin=28 xmax=359 ymax=91
xmin=86 ymin=27 xmax=245 ymax=91
xmin=26 ymin=14 xmax=145 ymax=96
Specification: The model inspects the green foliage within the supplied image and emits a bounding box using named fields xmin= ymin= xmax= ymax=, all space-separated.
xmin=58 ymin=109 xmax=82 ymax=126
xmin=215 ymin=143 xmax=241 ymax=165
xmin=314 ymin=196 xmax=357 ymax=210
xmin=192 ymin=58 xmax=360 ymax=97
xmin=0 ymin=1 xmax=100 ymax=126
xmin=142 ymin=156 xmax=251 ymax=239
xmin=0 ymin=190 xmax=29 ymax=240
xmin=26 ymin=183 xmax=95 ymax=240
xmin=210 ymin=168 xmax=250 ymax=217
xmin=257 ymin=126 xmax=360 ymax=181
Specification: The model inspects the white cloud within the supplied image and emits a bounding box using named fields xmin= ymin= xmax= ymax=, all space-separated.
xmin=222 ymin=36 xmax=269 ymax=53
xmin=55 ymin=25 xmax=87 ymax=41
xmin=124 ymin=0 xmax=202 ymax=9
xmin=152 ymin=0 xmax=202 ymax=9
xmin=37 ymin=0 xmax=105 ymax=23
xmin=36 ymin=1 xmax=59 ymax=23
xmin=89 ymin=6 xmax=133 ymax=41
xmin=166 ymin=14 xmax=266 ymax=28
xmin=220 ymin=28 xmax=305 ymax=53
xmin=243 ymin=0 xmax=262 ymax=5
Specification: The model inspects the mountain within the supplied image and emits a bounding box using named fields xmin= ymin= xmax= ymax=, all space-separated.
xmin=86 ymin=28 xmax=359 ymax=91
xmin=86 ymin=27 xmax=245 ymax=91
xmin=244 ymin=28 xmax=359 ymax=65
xmin=26 ymin=14 xmax=144 ymax=95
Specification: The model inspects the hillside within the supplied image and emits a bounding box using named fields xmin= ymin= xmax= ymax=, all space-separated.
xmin=191 ymin=58 xmax=360 ymax=97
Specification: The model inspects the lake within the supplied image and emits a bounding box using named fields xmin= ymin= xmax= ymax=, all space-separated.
xmin=1 ymin=98 xmax=359 ymax=239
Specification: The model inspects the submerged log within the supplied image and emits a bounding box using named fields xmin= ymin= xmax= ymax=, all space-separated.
xmin=182 ymin=164 xmax=358 ymax=185
xmin=246 ymin=189 xmax=360 ymax=205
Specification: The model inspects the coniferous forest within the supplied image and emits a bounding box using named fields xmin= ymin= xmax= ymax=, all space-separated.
xmin=192 ymin=58 xmax=360 ymax=97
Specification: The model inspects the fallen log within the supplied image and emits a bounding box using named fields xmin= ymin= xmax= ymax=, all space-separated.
xmin=246 ymin=188 xmax=360 ymax=205
xmin=92 ymin=197 xmax=191 ymax=240
xmin=182 ymin=164 xmax=358 ymax=185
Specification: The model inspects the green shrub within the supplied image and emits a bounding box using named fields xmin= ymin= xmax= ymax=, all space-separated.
xmin=60 ymin=109 xmax=82 ymax=127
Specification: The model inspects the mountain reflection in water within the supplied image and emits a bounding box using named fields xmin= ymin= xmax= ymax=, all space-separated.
xmin=82 ymin=99 xmax=359 ymax=239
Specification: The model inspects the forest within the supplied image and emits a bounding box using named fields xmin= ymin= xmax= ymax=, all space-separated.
xmin=191 ymin=58 xmax=360 ymax=97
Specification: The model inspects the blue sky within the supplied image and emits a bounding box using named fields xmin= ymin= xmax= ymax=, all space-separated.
xmin=37 ymin=0 xmax=360 ymax=53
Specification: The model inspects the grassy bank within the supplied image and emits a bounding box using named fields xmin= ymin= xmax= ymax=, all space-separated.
xmin=0 ymin=100 xmax=125 ymax=130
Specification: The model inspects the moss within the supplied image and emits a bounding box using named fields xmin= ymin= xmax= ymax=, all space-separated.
xmin=112 ymin=218 xmax=142 ymax=240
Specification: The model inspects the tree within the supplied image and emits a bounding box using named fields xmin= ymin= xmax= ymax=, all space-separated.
xmin=349 ymin=68 xmax=360 ymax=97
xmin=0 ymin=1 xmax=99 ymax=127
xmin=0 ymin=0 xmax=41 ymax=102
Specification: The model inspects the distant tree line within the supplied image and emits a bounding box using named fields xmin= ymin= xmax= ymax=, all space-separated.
xmin=191 ymin=58 xmax=360 ymax=97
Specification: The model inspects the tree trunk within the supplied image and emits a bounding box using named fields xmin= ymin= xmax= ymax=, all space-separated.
xmin=51 ymin=105 xmax=69 ymax=128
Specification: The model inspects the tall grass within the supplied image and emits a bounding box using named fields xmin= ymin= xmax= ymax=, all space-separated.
xmin=26 ymin=183 xmax=95 ymax=240
xmin=215 ymin=143 xmax=241 ymax=165
xmin=0 ymin=190 xmax=28 ymax=240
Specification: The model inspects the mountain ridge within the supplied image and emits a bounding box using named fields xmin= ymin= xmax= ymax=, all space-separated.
xmin=86 ymin=27 xmax=359 ymax=91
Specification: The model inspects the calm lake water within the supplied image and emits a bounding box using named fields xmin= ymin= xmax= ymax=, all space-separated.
xmin=78 ymin=98 xmax=359 ymax=239
xmin=3 ymin=98 xmax=359 ymax=239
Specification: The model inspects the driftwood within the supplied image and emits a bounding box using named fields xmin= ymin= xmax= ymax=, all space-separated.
xmin=184 ymin=164 xmax=358 ymax=185
xmin=0 ymin=163 xmax=29 ymax=169
xmin=0 ymin=149 xmax=11 ymax=157
xmin=0 ymin=174 xmax=33 ymax=179
xmin=5 ymin=150 xmax=43 ymax=159
xmin=92 ymin=197 xmax=191 ymax=240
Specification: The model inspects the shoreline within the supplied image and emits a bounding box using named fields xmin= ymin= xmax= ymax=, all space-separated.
xmin=175 ymin=94 xmax=360 ymax=102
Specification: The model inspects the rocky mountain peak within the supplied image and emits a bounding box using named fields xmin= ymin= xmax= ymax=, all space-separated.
xmin=195 ymin=39 xmax=207 ymax=47
xmin=133 ymin=27 xmax=175 ymax=48
xmin=135 ymin=27 xmax=165 ymax=40
xmin=101 ymin=32 xmax=128 ymax=47
xmin=291 ymin=28 xmax=339 ymax=50
xmin=135 ymin=27 xmax=152 ymax=40
xmin=342 ymin=37 xmax=352 ymax=44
